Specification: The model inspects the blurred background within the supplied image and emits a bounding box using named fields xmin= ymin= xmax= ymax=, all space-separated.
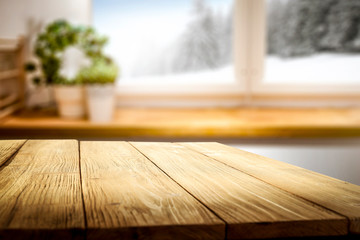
xmin=0 ymin=0 xmax=359 ymax=185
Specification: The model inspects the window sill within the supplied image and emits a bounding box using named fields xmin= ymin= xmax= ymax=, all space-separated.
xmin=1 ymin=107 xmax=360 ymax=139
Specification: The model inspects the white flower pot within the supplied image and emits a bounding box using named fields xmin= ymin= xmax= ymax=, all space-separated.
xmin=54 ymin=86 xmax=85 ymax=119
xmin=86 ymin=84 xmax=115 ymax=123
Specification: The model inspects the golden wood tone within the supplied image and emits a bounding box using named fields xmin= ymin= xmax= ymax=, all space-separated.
xmin=0 ymin=140 xmax=25 ymax=166
xmin=80 ymin=141 xmax=224 ymax=240
xmin=0 ymin=140 xmax=359 ymax=239
xmin=181 ymin=142 xmax=360 ymax=234
xmin=0 ymin=36 xmax=25 ymax=119
xmin=132 ymin=142 xmax=347 ymax=239
xmin=0 ymin=69 xmax=19 ymax=81
xmin=0 ymin=140 xmax=85 ymax=239
xmin=2 ymin=107 xmax=360 ymax=138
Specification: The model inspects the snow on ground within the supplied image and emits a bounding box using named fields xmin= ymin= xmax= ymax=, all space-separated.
xmin=117 ymin=53 xmax=360 ymax=85
xmin=118 ymin=65 xmax=235 ymax=85
xmin=265 ymin=53 xmax=360 ymax=84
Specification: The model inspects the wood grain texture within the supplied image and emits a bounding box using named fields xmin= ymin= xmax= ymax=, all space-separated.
xmin=0 ymin=69 xmax=19 ymax=81
xmin=2 ymin=107 xmax=360 ymax=138
xmin=0 ymin=140 xmax=84 ymax=240
xmin=80 ymin=141 xmax=225 ymax=240
xmin=181 ymin=142 xmax=360 ymax=235
xmin=0 ymin=36 xmax=25 ymax=119
xmin=132 ymin=142 xmax=347 ymax=240
xmin=0 ymin=140 xmax=25 ymax=167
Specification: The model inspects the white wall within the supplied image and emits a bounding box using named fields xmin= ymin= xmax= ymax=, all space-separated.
xmin=228 ymin=139 xmax=360 ymax=185
xmin=0 ymin=0 xmax=91 ymax=38
xmin=0 ymin=0 xmax=91 ymax=60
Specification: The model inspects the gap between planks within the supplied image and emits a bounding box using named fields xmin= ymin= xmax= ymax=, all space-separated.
xmin=132 ymin=142 xmax=348 ymax=240
xmin=0 ymin=140 xmax=85 ymax=240
xmin=179 ymin=142 xmax=352 ymax=224
xmin=78 ymin=140 xmax=88 ymax=239
xmin=0 ymin=140 xmax=27 ymax=168
xmin=1 ymin=140 xmax=356 ymax=239
xmin=79 ymin=141 xmax=225 ymax=240
xmin=179 ymin=142 xmax=360 ymax=235
xmin=129 ymin=142 xmax=229 ymax=238
xmin=71 ymin=141 xmax=356 ymax=239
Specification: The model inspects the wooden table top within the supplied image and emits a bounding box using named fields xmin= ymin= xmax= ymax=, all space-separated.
xmin=1 ymin=107 xmax=360 ymax=139
xmin=0 ymin=140 xmax=359 ymax=240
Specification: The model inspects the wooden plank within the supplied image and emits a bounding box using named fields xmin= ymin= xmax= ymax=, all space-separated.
xmin=0 ymin=46 xmax=18 ymax=52
xmin=132 ymin=142 xmax=347 ymax=240
xmin=0 ymin=102 xmax=22 ymax=120
xmin=181 ymin=142 xmax=360 ymax=235
xmin=0 ymin=140 xmax=84 ymax=240
xmin=0 ymin=38 xmax=19 ymax=52
xmin=0 ymin=93 xmax=18 ymax=109
xmin=16 ymin=36 xmax=26 ymax=109
xmin=0 ymin=69 xmax=19 ymax=81
xmin=0 ymin=38 xmax=19 ymax=45
xmin=0 ymin=140 xmax=26 ymax=167
xmin=80 ymin=141 xmax=225 ymax=240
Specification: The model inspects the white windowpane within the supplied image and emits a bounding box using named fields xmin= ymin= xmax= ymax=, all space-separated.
xmin=265 ymin=0 xmax=360 ymax=85
xmin=93 ymin=0 xmax=234 ymax=85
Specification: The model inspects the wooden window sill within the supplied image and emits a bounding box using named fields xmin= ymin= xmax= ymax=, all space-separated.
xmin=1 ymin=107 xmax=360 ymax=139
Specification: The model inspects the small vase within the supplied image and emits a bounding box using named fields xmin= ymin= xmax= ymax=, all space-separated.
xmin=86 ymin=84 xmax=115 ymax=123
xmin=54 ymin=85 xmax=86 ymax=119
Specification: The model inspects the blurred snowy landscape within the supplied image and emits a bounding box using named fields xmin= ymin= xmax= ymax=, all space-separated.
xmin=120 ymin=65 xmax=234 ymax=84
xmin=94 ymin=0 xmax=360 ymax=85
xmin=94 ymin=0 xmax=233 ymax=83
xmin=266 ymin=0 xmax=360 ymax=85
xmin=265 ymin=53 xmax=360 ymax=84
xmin=120 ymin=52 xmax=360 ymax=85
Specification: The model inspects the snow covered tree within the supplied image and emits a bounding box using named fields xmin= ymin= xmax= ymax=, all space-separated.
xmin=267 ymin=0 xmax=287 ymax=55
xmin=132 ymin=0 xmax=233 ymax=76
xmin=320 ymin=0 xmax=360 ymax=52
xmin=268 ymin=0 xmax=336 ymax=57
xmin=173 ymin=0 xmax=222 ymax=72
xmin=267 ymin=0 xmax=360 ymax=57
xmin=217 ymin=4 xmax=233 ymax=66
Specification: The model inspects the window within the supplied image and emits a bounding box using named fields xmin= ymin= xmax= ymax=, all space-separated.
xmin=92 ymin=0 xmax=360 ymax=107
xmin=252 ymin=0 xmax=360 ymax=106
xmin=265 ymin=0 xmax=360 ymax=85
xmin=93 ymin=0 xmax=243 ymax=107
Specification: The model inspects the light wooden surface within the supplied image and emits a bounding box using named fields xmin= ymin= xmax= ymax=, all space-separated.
xmin=0 ymin=139 xmax=25 ymax=166
xmin=132 ymin=142 xmax=347 ymax=239
xmin=2 ymin=107 xmax=360 ymax=138
xmin=80 ymin=141 xmax=224 ymax=240
xmin=0 ymin=140 xmax=84 ymax=239
xmin=0 ymin=140 xmax=359 ymax=239
xmin=181 ymin=142 xmax=360 ymax=234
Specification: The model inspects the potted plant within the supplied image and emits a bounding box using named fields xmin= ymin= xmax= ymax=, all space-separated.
xmin=25 ymin=20 xmax=108 ymax=118
xmin=52 ymin=76 xmax=85 ymax=118
xmin=76 ymin=58 xmax=119 ymax=123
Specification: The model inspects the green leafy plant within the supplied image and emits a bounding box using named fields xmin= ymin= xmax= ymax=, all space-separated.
xmin=25 ymin=19 xmax=108 ymax=85
xmin=53 ymin=76 xmax=82 ymax=85
xmin=76 ymin=58 xmax=119 ymax=84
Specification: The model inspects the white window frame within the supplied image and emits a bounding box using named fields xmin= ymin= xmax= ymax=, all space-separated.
xmin=92 ymin=0 xmax=360 ymax=108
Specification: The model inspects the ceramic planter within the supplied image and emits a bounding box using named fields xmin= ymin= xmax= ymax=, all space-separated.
xmin=54 ymin=85 xmax=85 ymax=119
xmin=86 ymin=84 xmax=115 ymax=123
